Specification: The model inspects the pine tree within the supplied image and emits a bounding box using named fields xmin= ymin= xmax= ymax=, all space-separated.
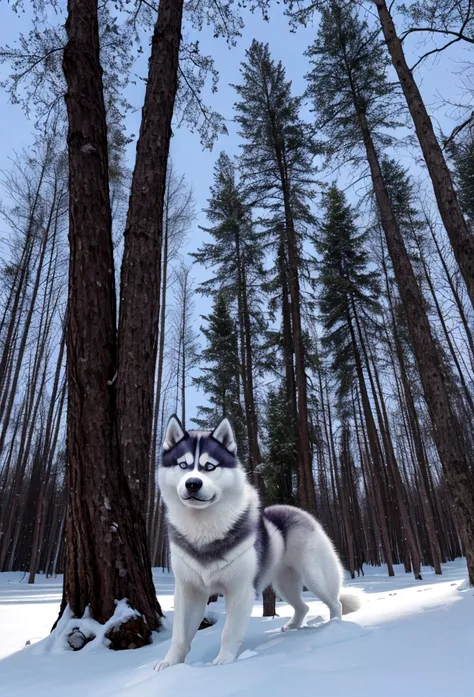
xmin=193 ymin=293 xmax=247 ymax=459
xmin=262 ymin=385 xmax=296 ymax=505
xmin=317 ymin=185 xmax=381 ymax=400
xmin=316 ymin=185 xmax=400 ymax=575
xmin=233 ymin=40 xmax=319 ymax=512
xmin=193 ymin=152 xmax=266 ymax=479
xmin=307 ymin=1 xmax=474 ymax=584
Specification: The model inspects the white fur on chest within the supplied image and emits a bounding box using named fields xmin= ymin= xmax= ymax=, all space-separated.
xmin=170 ymin=539 xmax=258 ymax=593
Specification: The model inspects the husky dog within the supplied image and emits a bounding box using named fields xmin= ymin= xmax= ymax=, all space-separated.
xmin=155 ymin=415 xmax=362 ymax=671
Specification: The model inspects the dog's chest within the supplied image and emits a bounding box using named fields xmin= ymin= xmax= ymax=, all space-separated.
xmin=170 ymin=537 xmax=257 ymax=591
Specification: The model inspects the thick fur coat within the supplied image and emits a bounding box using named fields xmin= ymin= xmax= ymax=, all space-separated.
xmin=155 ymin=416 xmax=362 ymax=670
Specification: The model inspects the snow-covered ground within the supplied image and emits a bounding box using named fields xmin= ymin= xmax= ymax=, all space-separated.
xmin=0 ymin=560 xmax=472 ymax=696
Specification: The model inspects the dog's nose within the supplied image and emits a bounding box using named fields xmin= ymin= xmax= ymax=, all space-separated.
xmin=185 ymin=477 xmax=203 ymax=492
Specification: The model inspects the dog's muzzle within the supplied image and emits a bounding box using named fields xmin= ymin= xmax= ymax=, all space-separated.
xmin=185 ymin=477 xmax=203 ymax=492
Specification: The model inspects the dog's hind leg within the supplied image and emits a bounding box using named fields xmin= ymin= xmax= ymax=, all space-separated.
xmin=274 ymin=566 xmax=309 ymax=631
xmin=302 ymin=563 xmax=343 ymax=620
xmin=155 ymin=581 xmax=208 ymax=671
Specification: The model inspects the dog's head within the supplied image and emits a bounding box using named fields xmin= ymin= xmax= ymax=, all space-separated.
xmin=158 ymin=415 xmax=245 ymax=510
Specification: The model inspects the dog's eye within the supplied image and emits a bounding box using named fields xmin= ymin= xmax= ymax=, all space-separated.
xmin=178 ymin=461 xmax=188 ymax=469
xmin=204 ymin=463 xmax=217 ymax=472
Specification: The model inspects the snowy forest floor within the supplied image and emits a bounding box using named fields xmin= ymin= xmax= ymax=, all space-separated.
xmin=0 ymin=560 xmax=472 ymax=696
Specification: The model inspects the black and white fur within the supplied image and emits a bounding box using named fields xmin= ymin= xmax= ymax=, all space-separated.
xmin=155 ymin=415 xmax=362 ymax=671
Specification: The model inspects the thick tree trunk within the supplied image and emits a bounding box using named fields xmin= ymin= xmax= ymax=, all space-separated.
xmin=116 ymin=0 xmax=184 ymax=510
xmin=60 ymin=0 xmax=162 ymax=645
xmin=357 ymin=106 xmax=474 ymax=585
xmin=373 ymin=0 xmax=474 ymax=310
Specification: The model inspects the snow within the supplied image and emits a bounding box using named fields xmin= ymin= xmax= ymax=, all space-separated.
xmin=0 ymin=561 xmax=472 ymax=697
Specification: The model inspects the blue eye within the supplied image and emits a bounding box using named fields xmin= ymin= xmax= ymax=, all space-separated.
xmin=204 ymin=463 xmax=217 ymax=472
xmin=178 ymin=462 xmax=188 ymax=469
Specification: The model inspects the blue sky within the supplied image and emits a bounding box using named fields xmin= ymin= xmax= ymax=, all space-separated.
xmin=0 ymin=1 xmax=471 ymax=423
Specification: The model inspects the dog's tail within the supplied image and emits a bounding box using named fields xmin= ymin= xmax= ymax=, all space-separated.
xmin=339 ymin=588 xmax=364 ymax=615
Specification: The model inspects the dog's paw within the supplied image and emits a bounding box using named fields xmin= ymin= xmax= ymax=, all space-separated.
xmin=155 ymin=657 xmax=180 ymax=672
xmin=154 ymin=660 xmax=169 ymax=672
xmin=212 ymin=650 xmax=236 ymax=666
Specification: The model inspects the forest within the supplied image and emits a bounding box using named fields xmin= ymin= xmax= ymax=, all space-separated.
xmin=0 ymin=0 xmax=473 ymax=651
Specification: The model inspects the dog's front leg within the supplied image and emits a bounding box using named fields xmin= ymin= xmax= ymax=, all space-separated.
xmin=155 ymin=580 xmax=208 ymax=672
xmin=213 ymin=584 xmax=254 ymax=665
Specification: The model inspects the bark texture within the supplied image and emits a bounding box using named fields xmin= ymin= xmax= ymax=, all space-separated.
xmin=61 ymin=0 xmax=163 ymax=644
xmin=357 ymin=105 xmax=474 ymax=586
xmin=117 ymin=0 xmax=185 ymax=512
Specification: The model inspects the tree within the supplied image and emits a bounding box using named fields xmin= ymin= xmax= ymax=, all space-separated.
xmin=193 ymin=293 xmax=247 ymax=458
xmin=170 ymin=262 xmax=199 ymax=429
xmin=306 ymin=1 xmax=474 ymax=585
xmin=262 ymin=385 xmax=296 ymax=505
xmin=193 ymin=152 xmax=266 ymax=481
xmin=369 ymin=0 xmax=474 ymax=312
xmin=317 ymin=184 xmax=398 ymax=576
xmin=1 ymin=0 xmax=246 ymax=643
xmin=399 ymin=0 xmax=474 ymax=66
xmin=60 ymin=0 xmax=168 ymax=647
xmin=447 ymin=128 xmax=474 ymax=225
xmin=233 ymin=40 xmax=319 ymax=512
xmin=148 ymin=161 xmax=195 ymax=540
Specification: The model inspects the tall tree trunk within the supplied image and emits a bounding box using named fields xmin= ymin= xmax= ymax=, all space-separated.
xmin=373 ymin=0 xmax=474 ymax=310
xmin=116 ymin=0 xmax=184 ymax=510
xmin=357 ymin=104 xmax=474 ymax=585
xmin=284 ymin=214 xmax=317 ymax=513
xmin=380 ymin=247 xmax=443 ymax=574
xmin=61 ymin=0 xmax=162 ymax=644
xmin=360 ymin=318 xmax=422 ymax=579
xmin=148 ymin=212 xmax=170 ymax=541
xmin=279 ymin=242 xmax=299 ymax=500
xmin=347 ymin=312 xmax=395 ymax=575
xmin=234 ymin=220 xmax=262 ymax=484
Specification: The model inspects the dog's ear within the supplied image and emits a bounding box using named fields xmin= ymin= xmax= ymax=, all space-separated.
xmin=211 ymin=418 xmax=237 ymax=454
xmin=163 ymin=415 xmax=186 ymax=451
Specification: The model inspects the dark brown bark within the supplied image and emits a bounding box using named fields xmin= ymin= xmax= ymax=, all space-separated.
xmin=260 ymin=67 xmax=316 ymax=512
xmin=339 ymin=423 xmax=356 ymax=578
xmin=263 ymin=586 xmax=277 ymax=617
xmin=61 ymin=0 xmax=162 ymax=643
xmin=357 ymin=105 xmax=474 ymax=585
xmin=116 ymin=0 xmax=184 ymax=510
xmin=373 ymin=0 xmax=474 ymax=310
